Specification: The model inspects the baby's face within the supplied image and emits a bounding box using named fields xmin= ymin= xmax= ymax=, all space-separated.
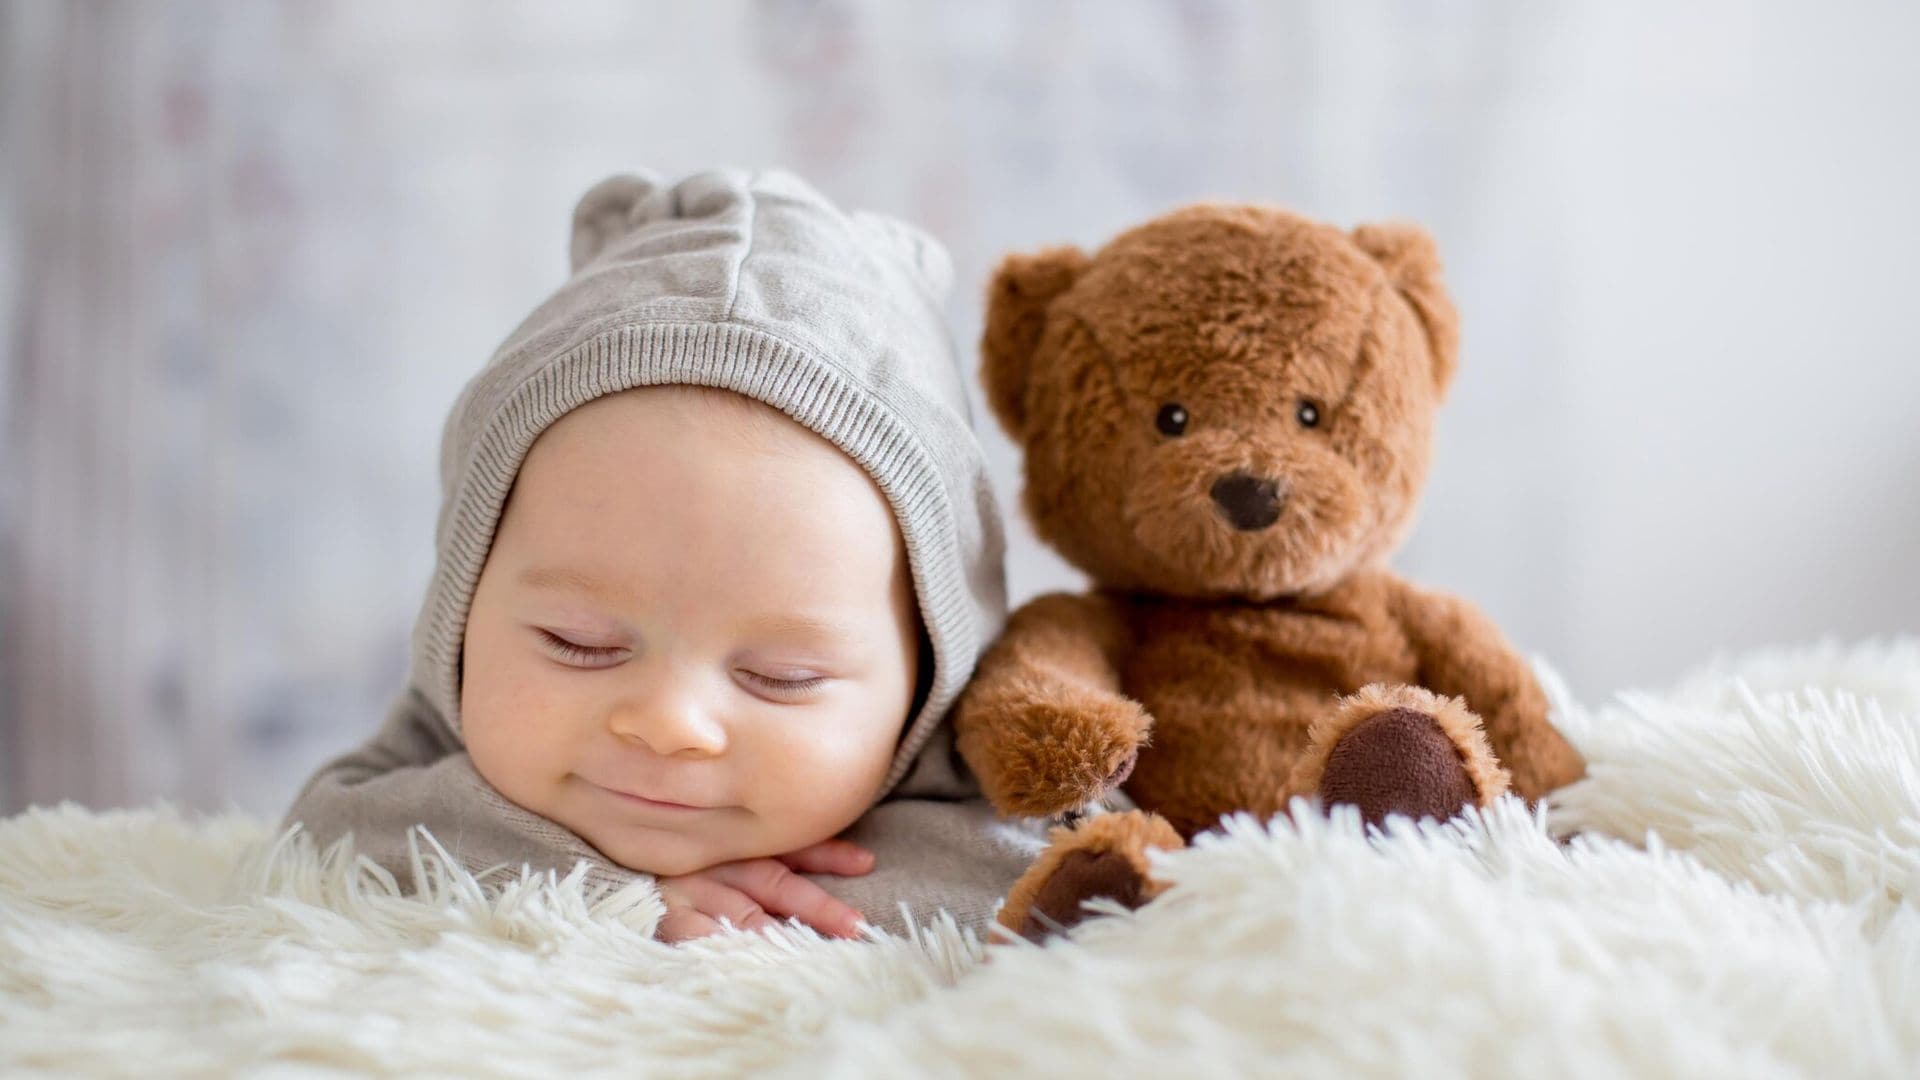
xmin=460 ymin=386 xmax=918 ymax=877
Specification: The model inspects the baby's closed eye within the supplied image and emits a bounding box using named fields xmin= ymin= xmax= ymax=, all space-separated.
xmin=536 ymin=628 xmax=631 ymax=668
xmin=733 ymin=668 xmax=829 ymax=700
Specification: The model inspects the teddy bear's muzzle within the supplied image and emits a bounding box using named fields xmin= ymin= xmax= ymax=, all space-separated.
xmin=1209 ymin=470 xmax=1284 ymax=531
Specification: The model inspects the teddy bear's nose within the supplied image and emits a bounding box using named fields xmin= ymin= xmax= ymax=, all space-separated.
xmin=1209 ymin=470 xmax=1284 ymax=531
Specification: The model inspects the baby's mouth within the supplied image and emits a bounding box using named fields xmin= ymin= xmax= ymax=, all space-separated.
xmin=578 ymin=776 xmax=718 ymax=812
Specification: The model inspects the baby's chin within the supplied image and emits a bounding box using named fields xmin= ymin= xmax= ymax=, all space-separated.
xmin=564 ymin=795 xmax=872 ymax=878
xmin=616 ymin=850 xmax=719 ymax=878
xmin=577 ymin=817 xmax=813 ymax=879
xmin=580 ymin=823 xmax=732 ymax=878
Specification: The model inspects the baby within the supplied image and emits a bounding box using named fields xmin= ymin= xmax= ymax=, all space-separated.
xmin=283 ymin=168 xmax=1046 ymax=941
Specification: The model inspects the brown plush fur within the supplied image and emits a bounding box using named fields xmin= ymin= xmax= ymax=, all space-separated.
xmin=955 ymin=204 xmax=1587 ymax=938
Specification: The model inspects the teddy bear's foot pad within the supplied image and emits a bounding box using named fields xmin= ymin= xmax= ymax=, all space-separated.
xmin=1318 ymin=707 xmax=1477 ymax=829
xmin=1020 ymin=849 xmax=1150 ymax=942
xmin=999 ymin=811 xmax=1184 ymax=942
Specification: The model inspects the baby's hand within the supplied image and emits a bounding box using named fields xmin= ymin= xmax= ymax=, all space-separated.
xmin=654 ymin=838 xmax=875 ymax=943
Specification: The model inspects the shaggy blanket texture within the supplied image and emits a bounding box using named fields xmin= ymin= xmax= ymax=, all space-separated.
xmin=3 ymin=639 xmax=1918 ymax=1078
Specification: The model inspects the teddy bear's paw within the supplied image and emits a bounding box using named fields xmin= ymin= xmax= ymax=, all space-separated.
xmin=1017 ymin=849 xmax=1147 ymax=941
xmin=998 ymin=811 xmax=1183 ymax=942
xmin=1317 ymin=707 xmax=1480 ymax=829
xmin=967 ymin=687 xmax=1150 ymax=818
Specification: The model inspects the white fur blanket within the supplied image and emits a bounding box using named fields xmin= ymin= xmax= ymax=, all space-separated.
xmin=4 ymin=640 xmax=1918 ymax=1077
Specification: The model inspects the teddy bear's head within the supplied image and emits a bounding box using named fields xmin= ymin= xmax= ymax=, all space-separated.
xmin=982 ymin=204 xmax=1460 ymax=600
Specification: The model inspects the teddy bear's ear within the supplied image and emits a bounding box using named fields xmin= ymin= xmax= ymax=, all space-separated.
xmin=1351 ymin=222 xmax=1460 ymax=396
xmin=981 ymin=245 xmax=1091 ymax=438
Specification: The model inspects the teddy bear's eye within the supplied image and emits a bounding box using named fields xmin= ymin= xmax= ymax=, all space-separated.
xmin=1155 ymin=403 xmax=1190 ymax=437
xmin=1296 ymin=399 xmax=1322 ymax=429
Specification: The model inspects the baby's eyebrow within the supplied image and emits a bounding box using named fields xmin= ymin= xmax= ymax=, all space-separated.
xmin=517 ymin=566 xmax=626 ymax=602
xmin=740 ymin=613 xmax=863 ymax=648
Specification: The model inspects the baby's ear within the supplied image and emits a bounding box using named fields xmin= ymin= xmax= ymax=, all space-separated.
xmin=1351 ymin=222 xmax=1460 ymax=397
xmin=569 ymin=172 xmax=663 ymax=273
xmin=981 ymin=245 xmax=1090 ymax=439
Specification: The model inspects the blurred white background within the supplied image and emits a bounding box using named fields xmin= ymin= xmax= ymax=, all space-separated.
xmin=2 ymin=0 xmax=1916 ymax=817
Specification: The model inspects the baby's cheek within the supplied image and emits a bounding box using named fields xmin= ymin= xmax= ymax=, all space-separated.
xmin=463 ymin=668 xmax=577 ymax=804
xmin=464 ymin=708 xmax=543 ymax=807
xmin=747 ymin=712 xmax=895 ymax=820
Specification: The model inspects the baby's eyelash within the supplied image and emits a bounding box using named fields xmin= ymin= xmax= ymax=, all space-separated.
xmin=537 ymin=629 xmax=626 ymax=665
xmin=738 ymin=670 xmax=828 ymax=696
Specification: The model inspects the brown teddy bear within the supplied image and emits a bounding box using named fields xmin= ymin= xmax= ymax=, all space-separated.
xmin=952 ymin=203 xmax=1588 ymax=940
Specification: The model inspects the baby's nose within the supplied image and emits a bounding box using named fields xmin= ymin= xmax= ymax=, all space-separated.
xmin=1209 ymin=469 xmax=1284 ymax=531
xmin=606 ymin=697 xmax=727 ymax=757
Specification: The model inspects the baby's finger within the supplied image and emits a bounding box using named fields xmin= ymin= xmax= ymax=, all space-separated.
xmin=655 ymin=880 xmax=731 ymax=942
xmin=663 ymin=875 xmax=780 ymax=936
xmin=705 ymin=858 xmax=867 ymax=938
xmin=655 ymin=906 xmax=727 ymax=944
xmin=775 ymin=838 xmax=876 ymax=877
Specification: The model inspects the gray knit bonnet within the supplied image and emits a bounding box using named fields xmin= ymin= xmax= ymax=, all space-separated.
xmin=409 ymin=167 xmax=1007 ymax=797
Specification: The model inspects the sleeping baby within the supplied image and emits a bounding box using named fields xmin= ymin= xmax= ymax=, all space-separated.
xmin=283 ymin=167 xmax=1047 ymax=941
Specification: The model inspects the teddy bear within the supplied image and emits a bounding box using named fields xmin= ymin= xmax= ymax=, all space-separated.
xmin=951 ymin=203 xmax=1588 ymax=940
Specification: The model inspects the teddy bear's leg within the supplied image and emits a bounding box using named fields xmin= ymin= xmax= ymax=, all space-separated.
xmin=997 ymin=810 xmax=1185 ymax=942
xmin=1287 ymin=683 xmax=1512 ymax=829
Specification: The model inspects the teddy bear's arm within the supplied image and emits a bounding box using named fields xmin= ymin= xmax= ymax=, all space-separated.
xmin=952 ymin=591 xmax=1152 ymax=819
xmin=1388 ymin=581 xmax=1587 ymax=804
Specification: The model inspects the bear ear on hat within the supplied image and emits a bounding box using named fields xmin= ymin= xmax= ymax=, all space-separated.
xmin=1350 ymin=222 xmax=1461 ymax=397
xmin=980 ymin=245 xmax=1091 ymax=439
xmin=569 ymin=172 xmax=663 ymax=274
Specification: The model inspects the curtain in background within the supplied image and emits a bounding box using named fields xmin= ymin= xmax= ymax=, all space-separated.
xmin=6 ymin=1 xmax=434 ymax=813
